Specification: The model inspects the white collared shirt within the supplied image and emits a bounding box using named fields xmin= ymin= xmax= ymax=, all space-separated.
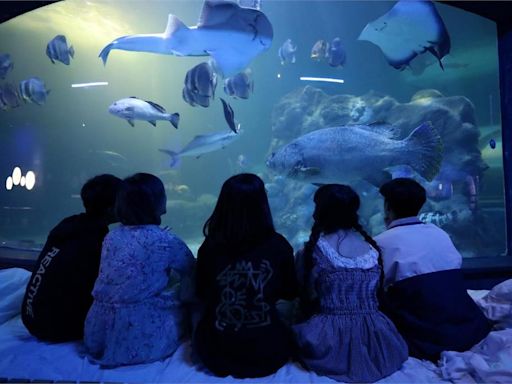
xmin=374 ymin=216 xmax=462 ymax=288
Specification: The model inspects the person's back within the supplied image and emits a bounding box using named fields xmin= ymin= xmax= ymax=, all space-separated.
xmin=84 ymin=173 xmax=195 ymax=367
xmin=294 ymin=184 xmax=407 ymax=383
xmin=194 ymin=173 xmax=298 ymax=378
xmin=375 ymin=178 xmax=491 ymax=361
xmin=21 ymin=174 xmax=121 ymax=342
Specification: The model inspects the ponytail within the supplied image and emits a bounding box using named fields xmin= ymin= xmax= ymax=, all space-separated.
xmin=300 ymin=221 xmax=322 ymax=318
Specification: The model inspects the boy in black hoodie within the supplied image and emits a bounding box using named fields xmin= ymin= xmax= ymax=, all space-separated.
xmin=21 ymin=174 xmax=121 ymax=342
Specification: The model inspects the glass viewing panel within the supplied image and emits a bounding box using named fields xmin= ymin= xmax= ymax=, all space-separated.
xmin=0 ymin=0 xmax=506 ymax=258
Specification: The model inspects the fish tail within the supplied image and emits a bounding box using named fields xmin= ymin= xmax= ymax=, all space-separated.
xmin=168 ymin=112 xmax=180 ymax=129
xmin=99 ymin=43 xmax=113 ymax=65
xmin=158 ymin=149 xmax=180 ymax=168
xmin=69 ymin=45 xmax=75 ymax=59
xmin=402 ymin=122 xmax=443 ymax=181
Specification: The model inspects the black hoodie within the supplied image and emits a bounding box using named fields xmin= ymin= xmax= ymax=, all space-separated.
xmin=21 ymin=213 xmax=108 ymax=342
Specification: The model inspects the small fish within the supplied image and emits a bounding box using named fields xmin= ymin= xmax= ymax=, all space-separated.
xmin=108 ymin=97 xmax=179 ymax=128
xmin=489 ymin=139 xmax=496 ymax=149
xmin=220 ymin=97 xmax=239 ymax=134
xmin=311 ymin=40 xmax=329 ymax=61
xmin=46 ymin=35 xmax=75 ymax=65
xmin=183 ymin=61 xmax=217 ymax=108
xmin=93 ymin=150 xmax=129 ymax=167
xmin=328 ymin=37 xmax=346 ymax=67
xmin=419 ymin=210 xmax=458 ymax=227
xmin=159 ymin=130 xmax=241 ymax=167
xmin=236 ymin=153 xmax=249 ymax=169
xmin=19 ymin=77 xmax=50 ymax=105
xmin=223 ymin=69 xmax=253 ymax=99
xmin=0 ymin=82 xmax=21 ymax=110
xmin=358 ymin=0 xmax=450 ymax=70
xmin=98 ymin=0 xmax=273 ymax=77
xmin=0 ymin=53 xmax=14 ymax=79
xmin=278 ymin=39 xmax=297 ymax=65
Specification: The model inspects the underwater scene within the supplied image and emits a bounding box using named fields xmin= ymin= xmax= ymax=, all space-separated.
xmin=0 ymin=0 xmax=505 ymax=258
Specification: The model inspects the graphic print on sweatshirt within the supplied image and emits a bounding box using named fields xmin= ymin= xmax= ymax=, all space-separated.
xmin=215 ymin=259 xmax=273 ymax=331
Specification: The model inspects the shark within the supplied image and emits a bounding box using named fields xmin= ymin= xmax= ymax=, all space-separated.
xmin=98 ymin=0 xmax=273 ymax=77
xmin=358 ymin=0 xmax=450 ymax=71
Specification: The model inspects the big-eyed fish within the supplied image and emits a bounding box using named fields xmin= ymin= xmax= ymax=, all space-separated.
xmin=108 ymin=97 xmax=179 ymax=128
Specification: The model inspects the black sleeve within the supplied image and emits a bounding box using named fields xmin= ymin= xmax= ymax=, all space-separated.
xmin=278 ymin=237 xmax=298 ymax=301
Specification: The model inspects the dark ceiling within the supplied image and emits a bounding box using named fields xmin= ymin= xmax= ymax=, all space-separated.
xmin=0 ymin=1 xmax=511 ymax=31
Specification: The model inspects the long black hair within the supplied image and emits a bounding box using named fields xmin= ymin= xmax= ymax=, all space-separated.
xmin=203 ymin=173 xmax=275 ymax=251
xmin=302 ymin=184 xmax=382 ymax=312
xmin=115 ymin=173 xmax=166 ymax=226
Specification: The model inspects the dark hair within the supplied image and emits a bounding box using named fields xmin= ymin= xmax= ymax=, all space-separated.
xmin=81 ymin=174 xmax=122 ymax=217
xmin=203 ymin=173 xmax=275 ymax=249
xmin=115 ymin=173 xmax=166 ymax=226
xmin=379 ymin=178 xmax=426 ymax=218
xmin=302 ymin=184 xmax=382 ymax=314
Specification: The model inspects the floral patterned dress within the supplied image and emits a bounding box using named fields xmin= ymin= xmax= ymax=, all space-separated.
xmin=84 ymin=225 xmax=195 ymax=367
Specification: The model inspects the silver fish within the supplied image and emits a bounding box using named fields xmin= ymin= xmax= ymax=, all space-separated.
xmin=183 ymin=62 xmax=217 ymax=108
xmin=358 ymin=0 xmax=450 ymax=70
xmin=266 ymin=122 xmax=443 ymax=184
xmin=46 ymin=35 xmax=75 ymax=65
xmin=0 ymin=82 xmax=20 ymax=110
xmin=19 ymin=77 xmax=50 ymax=105
xmin=99 ymin=0 xmax=273 ymax=77
xmin=223 ymin=69 xmax=253 ymax=99
xmin=328 ymin=37 xmax=346 ymax=67
xmin=108 ymin=97 xmax=179 ymax=128
xmin=278 ymin=39 xmax=297 ymax=65
xmin=159 ymin=130 xmax=240 ymax=167
xmin=0 ymin=53 xmax=14 ymax=79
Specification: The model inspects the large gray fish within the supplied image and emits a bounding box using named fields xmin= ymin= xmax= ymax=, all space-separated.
xmin=278 ymin=38 xmax=297 ymax=65
xmin=98 ymin=0 xmax=273 ymax=77
xmin=0 ymin=53 xmax=14 ymax=79
xmin=266 ymin=122 xmax=443 ymax=184
xmin=46 ymin=35 xmax=75 ymax=65
xmin=0 ymin=82 xmax=20 ymax=110
xmin=108 ymin=97 xmax=179 ymax=128
xmin=182 ymin=61 xmax=217 ymax=108
xmin=223 ymin=69 xmax=253 ymax=99
xmin=328 ymin=37 xmax=346 ymax=68
xmin=19 ymin=77 xmax=50 ymax=105
xmin=159 ymin=130 xmax=240 ymax=167
xmin=358 ymin=0 xmax=450 ymax=70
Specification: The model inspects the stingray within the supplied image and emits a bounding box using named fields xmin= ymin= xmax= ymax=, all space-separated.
xmin=358 ymin=0 xmax=450 ymax=71
xmin=98 ymin=0 xmax=273 ymax=77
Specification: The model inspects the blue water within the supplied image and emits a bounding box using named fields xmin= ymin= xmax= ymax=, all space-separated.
xmin=0 ymin=0 xmax=505 ymax=258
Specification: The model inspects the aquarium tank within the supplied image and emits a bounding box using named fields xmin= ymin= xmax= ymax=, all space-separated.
xmin=0 ymin=0 xmax=507 ymax=260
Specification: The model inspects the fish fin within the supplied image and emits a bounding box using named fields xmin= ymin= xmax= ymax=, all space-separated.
xmin=363 ymin=170 xmax=392 ymax=188
xmin=146 ymin=100 xmax=166 ymax=113
xmin=425 ymin=45 xmax=444 ymax=70
xmin=164 ymin=13 xmax=189 ymax=38
xmin=69 ymin=45 xmax=75 ymax=59
xmin=148 ymin=120 xmax=157 ymax=127
xmin=367 ymin=121 xmax=400 ymax=139
xmin=158 ymin=149 xmax=181 ymax=168
xmin=169 ymin=113 xmax=180 ymax=129
xmin=312 ymin=183 xmax=325 ymax=187
xmin=50 ymin=57 xmax=55 ymax=64
xmin=403 ymin=122 xmax=443 ymax=181
xmin=198 ymin=1 xmax=238 ymax=28
xmin=129 ymin=96 xmax=138 ymax=99
xmin=127 ymin=119 xmax=135 ymax=127
xmin=295 ymin=166 xmax=321 ymax=177
xmin=99 ymin=43 xmax=114 ymax=65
